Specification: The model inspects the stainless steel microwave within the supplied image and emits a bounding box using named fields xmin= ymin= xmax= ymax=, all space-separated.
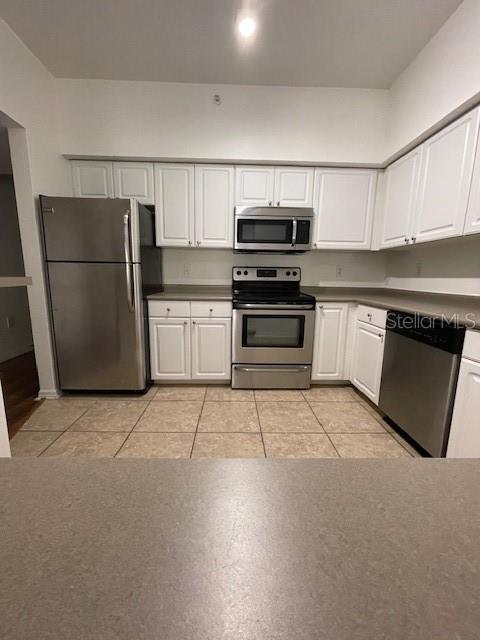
xmin=234 ymin=206 xmax=314 ymax=253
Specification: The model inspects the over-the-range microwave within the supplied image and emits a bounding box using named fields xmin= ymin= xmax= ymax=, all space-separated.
xmin=234 ymin=206 xmax=313 ymax=253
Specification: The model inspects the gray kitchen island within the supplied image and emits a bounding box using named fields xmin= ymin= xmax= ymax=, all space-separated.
xmin=1 ymin=459 xmax=479 ymax=639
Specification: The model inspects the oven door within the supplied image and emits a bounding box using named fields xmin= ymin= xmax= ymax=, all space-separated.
xmin=234 ymin=216 xmax=311 ymax=252
xmin=233 ymin=308 xmax=315 ymax=365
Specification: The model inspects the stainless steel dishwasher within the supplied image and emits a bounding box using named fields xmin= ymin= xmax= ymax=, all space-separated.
xmin=379 ymin=311 xmax=465 ymax=457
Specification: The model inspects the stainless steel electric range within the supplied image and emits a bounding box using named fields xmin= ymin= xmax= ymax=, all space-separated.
xmin=231 ymin=267 xmax=316 ymax=389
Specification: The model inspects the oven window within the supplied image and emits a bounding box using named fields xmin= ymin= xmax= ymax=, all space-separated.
xmin=243 ymin=315 xmax=305 ymax=348
xmin=237 ymin=219 xmax=292 ymax=244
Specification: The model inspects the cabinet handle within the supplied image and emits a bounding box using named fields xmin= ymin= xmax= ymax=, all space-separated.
xmin=412 ymin=236 xmax=416 ymax=243
xmin=196 ymin=240 xmax=201 ymax=246
xmin=314 ymin=242 xmax=317 ymax=248
xmin=188 ymin=241 xmax=192 ymax=246
xmin=268 ymin=201 xmax=272 ymax=206
xmin=404 ymin=238 xmax=409 ymax=244
xmin=276 ymin=201 xmax=280 ymax=206
xmin=183 ymin=321 xmax=187 ymax=325
xmin=166 ymin=308 xmax=171 ymax=312
xmin=318 ymin=305 xmax=324 ymax=309
xmin=192 ymin=320 xmax=196 ymax=325
xmin=379 ymin=333 xmax=384 ymax=343
xmin=209 ymin=308 xmax=213 ymax=313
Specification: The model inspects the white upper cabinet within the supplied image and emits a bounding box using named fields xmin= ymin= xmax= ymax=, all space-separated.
xmin=71 ymin=160 xmax=114 ymax=198
xmin=191 ymin=318 xmax=232 ymax=380
xmin=113 ymin=162 xmax=154 ymax=205
xmin=154 ymin=164 xmax=194 ymax=247
xmin=312 ymin=303 xmax=348 ymax=381
xmin=414 ymin=107 xmax=480 ymax=244
xmin=313 ymin=169 xmax=377 ymax=250
xmin=273 ymin=167 xmax=314 ymax=207
xmin=464 ymin=120 xmax=480 ymax=235
xmin=235 ymin=166 xmax=275 ymax=206
xmin=380 ymin=148 xmax=422 ymax=249
xmin=194 ymin=165 xmax=234 ymax=248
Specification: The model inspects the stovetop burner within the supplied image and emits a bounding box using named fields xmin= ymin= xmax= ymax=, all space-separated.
xmin=232 ymin=266 xmax=315 ymax=308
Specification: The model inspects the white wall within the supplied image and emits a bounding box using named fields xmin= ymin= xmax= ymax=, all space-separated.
xmin=385 ymin=235 xmax=480 ymax=296
xmin=0 ymin=17 xmax=70 ymax=396
xmin=386 ymin=0 xmax=480 ymax=159
xmin=162 ymin=249 xmax=387 ymax=288
xmin=57 ymin=80 xmax=388 ymax=165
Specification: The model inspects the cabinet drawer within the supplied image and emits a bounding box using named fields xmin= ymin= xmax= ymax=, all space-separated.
xmin=148 ymin=300 xmax=190 ymax=317
xmin=357 ymin=305 xmax=387 ymax=329
xmin=191 ymin=301 xmax=232 ymax=318
xmin=462 ymin=330 xmax=480 ymax=363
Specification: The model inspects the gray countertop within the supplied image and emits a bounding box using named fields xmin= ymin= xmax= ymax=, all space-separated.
xmin=1 ymin=459 xmax=480 ymax=639
xmin=148 ymin=285 xmax=480 ymax=327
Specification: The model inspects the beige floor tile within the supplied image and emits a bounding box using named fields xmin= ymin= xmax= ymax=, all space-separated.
xmin=152 ymin=385 xmax=206 ymax=401
xmin=22 ymin=399 xmax=91 ymax=430
xmin=257 ymin=401 xmax=323 ymax=433
xmin=69 ymin=401 xmax=148 ymax=432
xmin=10 ymin=432 xmax=61 ymax=457
xmin=134 ymin=401 xmax=202 ymax=432
xmin=309 ymin=402 xmax=386 ymax=433
xmin=391 ymin=431 xmax=422 ymax=457
xmin=192 ymin=433 xmax=264 ymax=458
xmin=302 ymin=386 xmax=357 ymax=403
xmin=329 ymin=434 xmax=411 ymax=458
xmin=198 ymin=402 xmax=259 ymax=432
xmin=116 ymin=433 xmax=194 ymax=458
xmin=254 ymin=389 xmax=305 ymax=401
xmin=206 ymin=386 xmax=254 ymax=401
xmin=41 ymin=432 xmax=127 ymax=457
xmin=264 ymin=434 xmax=338 ymax=458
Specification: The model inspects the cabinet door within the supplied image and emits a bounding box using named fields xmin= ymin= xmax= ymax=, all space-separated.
xmin=195 ymin=165 xmax=234 ymax=248
xmin=113 ymin=162 xmax=154 ymax=205
xmin=464 ymin=126 xmax=480 ymax=235
xmin=154 ymin=164 xmax=194 ymax=247
xmin=313 ymin=169 xmax=376 ymax=249
xmin=312 ymin=303 xmax=348 ymax=381
xmin=380 ymin=148 xmax=422 ymax=248
xmin=446 ymin=358 xmax=480 ymax=458
xmin=149 ymin=318 xmax=191 ymax=380
xmin=235 ymin=166 xmax=275 ymax=206
xmin=191 ymin=318 xmax=231 ymax=380
xmin=351 ymin=321 xmax=385 ymax=404
xmin=71 ymin=161 xmax=114 ymax=198
xmin=414 ymin=108 xmax=480 ymax=244
xmin=274 ymin=167 xmax=314 ymax=207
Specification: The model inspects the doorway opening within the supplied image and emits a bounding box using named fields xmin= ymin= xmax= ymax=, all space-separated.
xmin=0 ymin=125 xmax=40 ymax=438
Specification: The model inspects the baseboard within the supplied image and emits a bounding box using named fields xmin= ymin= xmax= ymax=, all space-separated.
xmin=37 ymin=389 xmax=61 ymax=399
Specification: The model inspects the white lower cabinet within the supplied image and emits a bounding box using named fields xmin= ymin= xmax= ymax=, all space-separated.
xmin=149 ymin=301 xmax=232 ymax=381
xmin=447 ymin=357 xmax=480 ymax=458
xmin=149 ymin=317 xmax=191 ymax=380
xmin=191 ymin=318 xmax=232 ymax=380
xmin=351 ymin=320 xmax=385 ymax=404
xmin=312 ymin=303 xmax=348 ymax=381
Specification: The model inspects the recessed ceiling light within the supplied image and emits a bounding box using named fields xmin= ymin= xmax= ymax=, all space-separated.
xmin=238 ymin=17 xmax=256 ymax=38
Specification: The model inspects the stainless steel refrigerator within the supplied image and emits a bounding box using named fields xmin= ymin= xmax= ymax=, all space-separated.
xmin=40 ymin=196 xmax=162 ymax=392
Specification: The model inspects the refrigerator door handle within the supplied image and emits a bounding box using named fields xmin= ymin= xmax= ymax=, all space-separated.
xmin=124 ymin=212 xmax=135 ymax=313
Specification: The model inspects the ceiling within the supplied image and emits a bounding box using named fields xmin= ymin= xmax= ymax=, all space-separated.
xmin=0 ymin=0 xmax=463 ymax=88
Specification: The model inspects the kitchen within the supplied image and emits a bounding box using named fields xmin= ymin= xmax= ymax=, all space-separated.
xmin=2 ymin=1 xmax=480 ymax=637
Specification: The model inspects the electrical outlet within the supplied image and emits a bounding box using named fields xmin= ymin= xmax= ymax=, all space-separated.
xmin=6 ymin=315 xmax=16 ymax=329
xmin=415 ymin=261 xmax=423 ymax=276
xmin=335 ymin=265 xmax=344 ymax=279
xmin=183 ymin=263 xmax=192 ymax=276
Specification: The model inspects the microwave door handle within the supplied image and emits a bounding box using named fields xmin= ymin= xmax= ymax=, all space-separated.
xmin=291 ymin=218 xmax=297 ymax=247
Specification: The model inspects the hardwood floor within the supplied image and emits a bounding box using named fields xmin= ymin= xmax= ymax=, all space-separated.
xmin=0 ymin=351 xmax=40 ymax=438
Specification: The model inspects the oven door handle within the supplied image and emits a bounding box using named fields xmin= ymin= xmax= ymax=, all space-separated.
xmin=234 ymin=303 xmax=313 ymax=310
xmin=291 ymin=218 xmax=297 ymax=247
xmin=233 ymin=366 xmax=310 ymax=372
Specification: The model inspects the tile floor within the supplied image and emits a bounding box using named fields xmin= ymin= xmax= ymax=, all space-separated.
xmin=10 ymin=384 xmax=420 ymax=459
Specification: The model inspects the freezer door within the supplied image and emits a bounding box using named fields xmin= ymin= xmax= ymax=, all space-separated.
xmin=47 ymin=261 xmax=146 ymax=391
xmin=40 ymin=196 xmax=140 ymax=263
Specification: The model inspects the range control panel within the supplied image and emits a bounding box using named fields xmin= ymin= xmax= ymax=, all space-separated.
xmin=232 ymin=267 xmax=301 ymax=282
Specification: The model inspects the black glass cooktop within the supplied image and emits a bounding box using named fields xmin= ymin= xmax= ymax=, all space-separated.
xmin=233 ymin=290 xmax=316 ymax=307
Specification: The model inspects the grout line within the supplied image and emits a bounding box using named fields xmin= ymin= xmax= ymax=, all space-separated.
xmin=114 ymin=397 xmax=154 ymax=457
xmin=189 ymin=386 xmax=206 ymax=458
xmin=35 ymin=431 xmax=65 ymax=457
xmin=253 ymin=396 xmax=267 ymax=458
